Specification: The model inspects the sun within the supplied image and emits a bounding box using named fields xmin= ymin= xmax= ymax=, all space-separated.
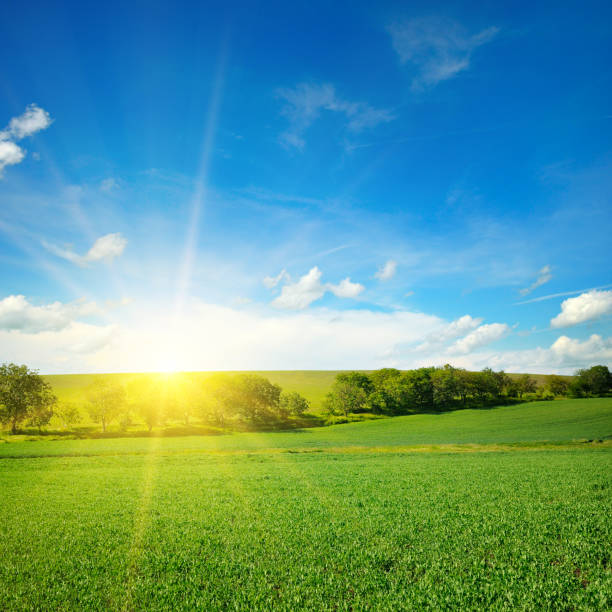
xmin=155 ymin=355 xmax=181 ymax=374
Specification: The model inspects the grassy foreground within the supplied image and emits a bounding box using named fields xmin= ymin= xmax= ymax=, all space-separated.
xmin=0 ymin=399 xmax=610 ymax=610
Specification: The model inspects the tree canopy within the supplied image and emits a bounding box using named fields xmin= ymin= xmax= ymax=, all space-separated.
xmin=0 ymin=363 xmax=56 ymax=433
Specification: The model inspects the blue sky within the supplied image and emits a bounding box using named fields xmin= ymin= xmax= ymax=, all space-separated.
xmin=0 ymin=0 xmax=611 ymax=373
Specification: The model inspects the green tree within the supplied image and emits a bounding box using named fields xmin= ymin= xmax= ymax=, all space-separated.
xmin=547 ymin=375 xmax=569 ymax=397
xmin=54 ymin=401 xmax=82 ymax=430
xmin=86 ymin=378 xmax=126 ymax=432
xmin=232 ymin=374 xmax=282 ymax=422
xmin=0 ymin=363 xmax=56 ymax=434
xmin=516 ymin=374 xmax=537 ymax=398
xmin=575 ymin=365 xmax=612 ymax=396
xmin=325 ymin=374 xmax=369 ymax=417
xmin=279 ymin=391 xmax=310 ymax=418
xmin=431 ymin=365 xmax=459 ymax=408
xmin=403 ymin=368 xmax=434 ymax=411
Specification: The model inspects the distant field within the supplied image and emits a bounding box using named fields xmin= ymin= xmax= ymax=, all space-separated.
xmin=0 ymin=398 xmax=610 ymax=610
xmin=44 ymin=369 xmax=574 ymax=418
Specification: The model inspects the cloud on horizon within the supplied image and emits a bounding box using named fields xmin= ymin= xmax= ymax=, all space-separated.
xmin=2 ymin=295 xmax=607 ymax=375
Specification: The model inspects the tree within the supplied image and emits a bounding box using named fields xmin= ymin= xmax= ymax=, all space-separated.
xmin=547 ymin=375 xmax=569 ymax=397
xmin=232 ymin=374 xmax=282 ymax=422
xmin=575 ymin=365 xmax=612 ymax=396
xmin=279 ymin=391 xmax=310 ymax=418
xmin=54 ymin=401 xmax=82 ymax=429
xmin=403 ymin=368 xmax=434 ymax=411
xmin=431 ymin=365 xmax=459 ymax=408
xmin=367 ymin=369 xmax=412 ymax=415
xmin=0 ymin=363 xmax=57 ymax=434
xmin=86 ymin=378 xmax=126 ymax=432
xmin=200 ymin=374 xmax=236 ymax=427
xmin=516 ymin=374 xmax=537 ymax=398
xmin=325 ymin=374 xmax=369 ymax=417
xmin=126 ymin=376 xmax=165 ymax=432
xmin=336 ymin=372 xmax=373 ymax=395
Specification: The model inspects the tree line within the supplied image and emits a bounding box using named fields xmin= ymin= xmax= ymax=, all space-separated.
xmin=0 ymin=362 xmax=610 ymax=434
xmin=324 ymin=365 xmax=612 ymax=418
xmin=0 ymin=365 xmax=310 ymax=434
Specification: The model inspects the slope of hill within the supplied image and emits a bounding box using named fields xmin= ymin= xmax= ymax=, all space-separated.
xmin=2 ymin=398 xmax=610 ymax=458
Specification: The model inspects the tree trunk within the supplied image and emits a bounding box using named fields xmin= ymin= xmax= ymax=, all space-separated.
xmin=11 ymin=417 xmax=17 ymax=434
xmin=102 ymin=416 xmax=106 ymax=432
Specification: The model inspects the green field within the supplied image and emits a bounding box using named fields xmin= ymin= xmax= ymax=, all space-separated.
xmin=1 ymin=399 xmax=610 ymax=610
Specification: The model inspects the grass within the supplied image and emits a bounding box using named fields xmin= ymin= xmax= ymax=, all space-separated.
xmin=2 ymin=397 xmax=610 ymax=456
xmin=0 ymin=398 xmax=610 ymax=610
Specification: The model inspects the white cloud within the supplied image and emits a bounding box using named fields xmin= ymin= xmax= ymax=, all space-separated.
xmin=4 ymin=293 xmax=607 ymax=375
xmin=375 ymin=259 xmax=397 ymax=281
xmin=388 ymin=17 xmax=498 ymax=89
xmin=272 ymin=266 xmax=327 ymax=309
xmin=416 ymin=314 xmax=482 ymax=352
xmin=271 ymin=266 xmax=364 ymax=309
xmin=328 ymin=278 xmax=365 ymax=298
xmin=0 ymin=295 xmax=100 ymax=333
xmin=550 ymin=289 xmax=612 ymax=328
xmin=0 ymin=140 xmax=25 ymax=174
xmin=1 ymin=104 xmax=52 ymax=140
xmin=0 ymin=104 xmax=52 ymax=176
xmin=550 ymin=334 xmax=612 ymax=363
xmin=448 ymin=322 xmax=509 ymax=354
xmin=469 ymin=334 xmax=612 ymax=375
xmin=277 ymin=83 xmax=394 ymax=150
xmin=519 ymin=264 xmax=552 ymax=296
xmin=43 ymin=233 xmax=127 ymax=267
xmin=0 ymin=299 xmax=445 ymax=373
xmin=263 ymin=269 xmax=290 ymax=289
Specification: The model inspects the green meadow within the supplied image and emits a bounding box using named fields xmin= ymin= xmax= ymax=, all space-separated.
xmin=1 ymin=398 xmax=611 ymax=610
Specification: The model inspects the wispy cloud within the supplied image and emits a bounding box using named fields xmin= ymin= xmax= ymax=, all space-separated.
xmin=519 ymin=264 xmax=552 ymax=296
xmin=271 ymin=266 xmax=364 ymax=309
xmin=43 ymin=233 xmax=127 ymax=267
xmin=99 ymin=177 xmax=119 ymax=192
xmin=550 ymin=289 xmax=612 ymax=328
xmin=263 ymin=268 xmax=290 ymax=289
xmin=277 ymin=83 xmax=394 ymax=150
xmin=515 ymin=283 xmax=612 ymax=305
xmin=388 ymin=17 xmax=498 ymax=90
xmin=0 ymin=104 xmax=53 ymax=176
xmin=375 ymin=259 xmax=397 ymax=281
